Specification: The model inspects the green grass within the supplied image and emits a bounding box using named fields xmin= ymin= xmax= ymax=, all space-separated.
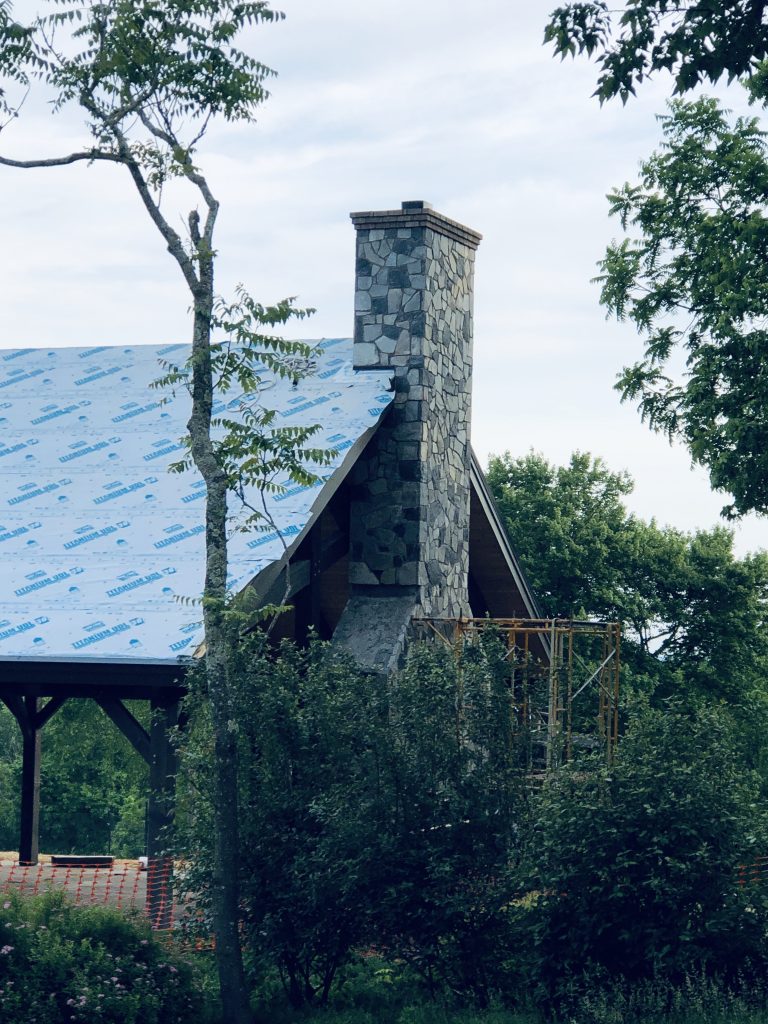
xmin=256 ymin=1011 xmax=538 ymax=1024
xmin=249 ymin=1001 xmax=768 ymax=1024
xmin=192 ymin=950 xmax=768 ymax=1024
xmin=243 ymin=968 xmax=768 ymax=1024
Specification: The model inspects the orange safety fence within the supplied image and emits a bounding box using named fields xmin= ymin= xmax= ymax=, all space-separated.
xmin=738 ymin=855 xmax=768 ymax=888
xmin=0 ymin=857 xmax=176 ymax=931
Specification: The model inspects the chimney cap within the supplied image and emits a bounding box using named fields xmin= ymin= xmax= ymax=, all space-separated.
xmin=350 ymin=203 xmax=482 ymax=250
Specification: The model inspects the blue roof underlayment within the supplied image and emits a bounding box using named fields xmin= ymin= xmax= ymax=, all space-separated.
xmin=0 ymin=341 xmax=392 ymax=663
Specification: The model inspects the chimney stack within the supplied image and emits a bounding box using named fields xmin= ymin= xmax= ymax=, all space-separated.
xmin=332 ymin=201 xmax=482 ymax=672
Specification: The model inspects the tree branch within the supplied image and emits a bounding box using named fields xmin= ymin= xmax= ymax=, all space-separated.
xmin=110 ymin=125 xmax=201 ymax=296
xmin=137 ymin=108 xmax=220 ymax=223
xmin=0 ymin=150 xmax=122 ymax=168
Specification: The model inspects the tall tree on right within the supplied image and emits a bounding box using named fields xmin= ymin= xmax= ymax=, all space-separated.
xmin=545 ymin=2 xmax=768 ymax=518
xmin=596 ymin=96 xmax=768 ymax=517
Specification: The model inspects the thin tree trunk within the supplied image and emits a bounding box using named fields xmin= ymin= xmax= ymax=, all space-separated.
xmin=188 ymin=273 xmax=252 ymax=1024
xmin=1 ymin=77 xmax=256 ymax=1019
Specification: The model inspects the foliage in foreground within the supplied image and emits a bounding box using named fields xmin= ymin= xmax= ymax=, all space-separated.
xmin=177 ymin=633 xmax=527 ymax=1009
xmin=0 ymin=890 xmax=204 ymax=1024
xmin=527 ymin=704 xmax=768 ymax=1003
xmin=176 ymin=635 xmax=768 ymax=1012
xmin=544 ymin=0 xmax=768 ymax=104
xmin=5 ymin=903 xmax=768 ymax=1024
xmin=247 ymin=957 xmax=768 ymax=1024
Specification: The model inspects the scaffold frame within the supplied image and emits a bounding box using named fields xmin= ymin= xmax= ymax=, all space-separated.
xmin=413 ymin=617 xmax=621 ymax=770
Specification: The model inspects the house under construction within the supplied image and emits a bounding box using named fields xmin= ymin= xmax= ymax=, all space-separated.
xmin=0 ymin=200 xmax=618 ymax=867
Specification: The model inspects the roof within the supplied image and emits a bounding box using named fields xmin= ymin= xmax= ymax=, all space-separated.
xmin=469 ymin=451 xmax=543 ymax=621
xmin=0 ymin=342 xmax=392 ymax=663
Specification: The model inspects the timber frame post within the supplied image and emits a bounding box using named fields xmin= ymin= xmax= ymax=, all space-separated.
xmin=19 ymin=698 xmax=41 ymax=866
xmin=97 ymin=694 xmax=181 ymax=926
xmin=147 ymin=697 xmax=179 ymax=858
xmin=147 ymin=697 xmax=179 ymax=929
xmin=97 ymin=693 xmax=180 ymax=853
xmin=0 ymin=694 xmax=68 ymax=865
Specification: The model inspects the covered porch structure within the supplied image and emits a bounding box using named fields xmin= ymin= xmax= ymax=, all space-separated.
xmin=0 ymin=657 xmax=184 ymax=867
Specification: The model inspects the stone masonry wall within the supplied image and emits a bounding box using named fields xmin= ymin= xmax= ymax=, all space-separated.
xmin=347 ymin=202 xmax=481 ymax=618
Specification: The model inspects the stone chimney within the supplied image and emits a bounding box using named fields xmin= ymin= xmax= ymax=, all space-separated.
xmin=332 ymin=201 xmax=482 ymax=673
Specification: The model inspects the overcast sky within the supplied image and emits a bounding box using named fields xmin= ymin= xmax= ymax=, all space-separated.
xmin=1 ymin=0 xmax=766 ymax=555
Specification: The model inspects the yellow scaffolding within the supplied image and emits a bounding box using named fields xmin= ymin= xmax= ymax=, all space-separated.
xmin=412 ymin=618 xmax=621 ymax=770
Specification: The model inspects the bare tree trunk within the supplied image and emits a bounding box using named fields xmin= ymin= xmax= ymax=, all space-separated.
xmin=188 ymin=266 xmax=252 ymax=1024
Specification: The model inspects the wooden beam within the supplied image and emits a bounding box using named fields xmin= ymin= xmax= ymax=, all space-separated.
xmin=310 ymin=516 xmax=323 ymax=632
xmin=96 ymin=699 xmax=151 ymax=765
xmin=259 ymin=531 xmax=349 ymax=609
xmin=19 ymin=697 xmax=40 ymax=865
xmin=33 ymin=696 xmax=68 ymax=730
xmin=147 ymin=699 xmax=178 ymax=856
xmin=1 ymin=695 xmax=31 ymax=738
xmin=0 ymin=659 xmax=186 ymax=700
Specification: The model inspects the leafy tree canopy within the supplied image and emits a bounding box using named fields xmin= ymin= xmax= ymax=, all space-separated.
xmin=598 ymin=97 xmax=768 ymax=517
xmin=487 ymin=450 xmax=634 ymax=618
xmin=544 ymin=0 xmax=768 ymax=102
xmin=488 ymin=450 xmax=768 ymax=702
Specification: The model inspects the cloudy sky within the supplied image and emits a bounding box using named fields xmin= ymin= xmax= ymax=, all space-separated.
xmin=1 ymin=0 xmax=766 ymax=554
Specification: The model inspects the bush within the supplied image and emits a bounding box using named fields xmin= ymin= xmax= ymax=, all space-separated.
xmin=177 ymin=635 xmax=768 ymax=1012
xmin=526 ymin=704 xmax=768 ymax=1000
xmin=176 ymin=632 xmax=529 ymax=1009
xmin=0 ymin=890 xmax=205 ymax=1023
xmin=371 ymin=636 xmax=528 ymax=1007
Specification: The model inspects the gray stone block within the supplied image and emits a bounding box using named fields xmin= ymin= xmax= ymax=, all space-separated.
xmin=363 ymin=324 xmax=383 ymax=343
xmin=354 ymin=342 xmax=379 ymax=365
xmin=349 ymin=563 xmax=380 ymax=586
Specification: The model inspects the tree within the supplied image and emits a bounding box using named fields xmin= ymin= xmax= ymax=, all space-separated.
xmin=527 ymin=705 xmax=768 ymax=998
xmin=544 ymin=4 xmax=768 ymax=519
xmin=486 ymin=451 xmax=635 ymax=617
xmin=544 ymin=0 xmax=768 ymax=103
xmin=0 ymin=4 xmax=328 ymax=1020
xmin=597 ymin=97 xmax=768 ymax=518
xmin=39 ymin=700 xmax=148 ymax=857
xmin=487 ymin=450 xmax=768 ymax=703
xmin=175 ymin=632 xmax=528 ymax=1009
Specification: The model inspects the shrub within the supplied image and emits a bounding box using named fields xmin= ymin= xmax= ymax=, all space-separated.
xmin=176 ymin=632 xmax=529 ymax=1009
xmin=0 ymin=889 xmax=204 ymax=1023
xmin=371 ymin=636 xmax=528 ymax=1007
xmin=526 ymin=704 xmax=768 ymax=1000
xmin=177 ymin=634 xmax=388 ymax=1008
